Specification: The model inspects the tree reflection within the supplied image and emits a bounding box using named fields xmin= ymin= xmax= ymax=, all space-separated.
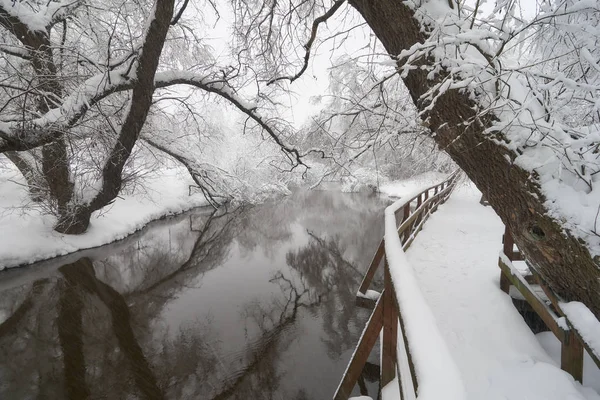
xmin=286 ymin=230 xmax=372 ymax=357
xmin=0 ymin=206 xmax=242 ymax=399
xmin=0 ymin=190 xmax=388 ymax=399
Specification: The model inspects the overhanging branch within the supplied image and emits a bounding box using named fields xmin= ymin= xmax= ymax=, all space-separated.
xmin=267 ymin=0 xmax=346 ymax=86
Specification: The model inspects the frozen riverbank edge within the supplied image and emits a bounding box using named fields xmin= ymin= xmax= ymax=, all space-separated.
xmin=0 ymin=168 xmax=446 ymax=270
xmin=0 ymin=167 xmax=214 ymax=270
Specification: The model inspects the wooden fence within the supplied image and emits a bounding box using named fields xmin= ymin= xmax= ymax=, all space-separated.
xmin=499 ymin=229 xmax=600 ymax=383
xmin=334 ymin=171 xmax=460 ymax=400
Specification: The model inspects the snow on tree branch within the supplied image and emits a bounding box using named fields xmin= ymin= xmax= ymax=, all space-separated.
xmin=393 ymin=0 xmax=600 ymax=255
xmin=0 ymin=68 xmax=305 ymax=167
xmin=0 ymin=0 xmax=84 ymax=33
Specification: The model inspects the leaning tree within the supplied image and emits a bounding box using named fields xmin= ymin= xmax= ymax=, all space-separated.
xmin=1 ymin=0 xmax=600 ymax=320
xmin=231 ymin=0 xmax=600 ymax=318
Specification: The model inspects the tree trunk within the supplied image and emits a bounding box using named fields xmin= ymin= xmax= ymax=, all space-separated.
xmin=348 ymin=0 xmax=600 ymax=318
xmin=4 ymin=151 xmax=47 ymax=202
xmin=55 ymin=207 xmax=92 ymax=235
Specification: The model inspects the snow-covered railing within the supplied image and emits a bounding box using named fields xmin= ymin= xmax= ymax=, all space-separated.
xmin=499 ymin=230 xmax=600 ymax=384
xmin=335 ymin=171 xmax=462 ymax=400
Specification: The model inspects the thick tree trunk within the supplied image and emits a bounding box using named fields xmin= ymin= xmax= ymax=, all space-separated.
xmin=2 ymin=19 xmax=76 ymax=232
xmin=55 ymin=207 xmax=92 ymax=235
xmin=58 ymin=0 xmax=176 ymax=234
xmin=349 ymin=0 xmax=600 ymax=318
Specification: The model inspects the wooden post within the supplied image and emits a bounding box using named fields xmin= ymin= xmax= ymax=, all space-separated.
xmin=381 ymin=261 xmax=398 ymax=387
xmin=403 ymin=203 xmax=411 ymax=243
xmin=403 ymin=202 xmax=410 ymax=223
xmin=358 ymin=240 xmax=385 ymax=295
xmin=500 ymin=227 xmax=513 ymax=293
xmin=334 ymin=294 xmax=384 ymax=400
xmin=415 ymin=195 xmax=423 ymax=227
xmin=561 ymin=331 xmax=584 ymax=383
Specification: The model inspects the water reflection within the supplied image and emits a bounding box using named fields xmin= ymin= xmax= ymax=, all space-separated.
xmin=0 ymin=190 xmax=389 ymax=399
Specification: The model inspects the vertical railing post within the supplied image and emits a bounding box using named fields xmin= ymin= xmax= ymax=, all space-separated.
xmin=500 ymin=226 xmax=513 ymax=293
xmin=561 ymin=330 xmax=584 ymax=382
xmin=403 ymin=203 xmax=411 ymax=243
xmin=381 ymin=260 xmax=398 ymax=387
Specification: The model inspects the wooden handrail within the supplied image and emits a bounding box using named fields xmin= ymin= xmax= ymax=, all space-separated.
xmin=358 ymin=171 xmax=459 ymax=296
xmin=336 ymin=171 xmax=460 ymax=400
xmin=499 ymin=228 xmax=600 ymax=384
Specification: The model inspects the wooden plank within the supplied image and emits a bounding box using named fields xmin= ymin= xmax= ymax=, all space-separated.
xmin=499 ymin=271 xmax=511 ymax=294
xmin=396 ymin=298 xmax=418 ymax=394
xmin=561 ymin=331 xmax=584 ymax=383
xmin=381 ymin=262 xmax=398 ymax=386
xmin=355 ymin=296 xmax=377 ymax=310
xmin=334 ymin=292 xmax=384 ymax=400
xmin=358 ymin=239 xmax=385 ymax=295
xmin=498 ymin=256 xmax=567 ymax=342
xmin=500 ymin=229 xmax=514 ymax=293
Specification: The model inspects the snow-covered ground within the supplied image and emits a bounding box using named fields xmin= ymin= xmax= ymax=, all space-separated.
xmin=0 ymin=165 xmax=211 ymax=270
xmin=400 ymin=184 xmax=600 ymax=400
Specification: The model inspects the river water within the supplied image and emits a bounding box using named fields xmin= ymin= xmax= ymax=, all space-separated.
xmin=0 ymin=190 xmax=390 ymax=399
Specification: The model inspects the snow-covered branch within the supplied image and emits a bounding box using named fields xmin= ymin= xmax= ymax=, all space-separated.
xmin=0 ymin=69 xmax=305 ymax=166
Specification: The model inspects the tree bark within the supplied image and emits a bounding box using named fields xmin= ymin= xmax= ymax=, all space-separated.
xmin=4 ymin=151 xmax=47 ymax=202
xmin=57 ymin=0 xmax=176 ymax=234
xmin=0 ymin=6 xmax=74 ymax=229
xmin=348 ymin=0 xmax=600 ymax=318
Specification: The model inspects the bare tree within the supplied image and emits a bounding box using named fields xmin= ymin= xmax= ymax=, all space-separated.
xmin=0 ymin=0 xmax=306 ymax=234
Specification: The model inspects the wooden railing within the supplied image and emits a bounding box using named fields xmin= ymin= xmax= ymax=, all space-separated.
xmin=499 ymin=228 xmax=600 ymax=384
xmin=334 ymin=171 xmax=460 ymax=400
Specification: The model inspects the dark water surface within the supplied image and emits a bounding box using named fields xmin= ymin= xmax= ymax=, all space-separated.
xmin=0 ymin=190 xmax=389 ymax=399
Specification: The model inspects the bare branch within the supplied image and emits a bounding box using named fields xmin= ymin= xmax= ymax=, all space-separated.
xmin=267 ymin=0 xmax=346 ymax=86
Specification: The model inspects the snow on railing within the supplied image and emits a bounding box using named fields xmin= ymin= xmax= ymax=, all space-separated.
xmin=335 ymin=171 xmax=464 ymax=400
xmin=383 ymin=178 xmax=465 ymax=400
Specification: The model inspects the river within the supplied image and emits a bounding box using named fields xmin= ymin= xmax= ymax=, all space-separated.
xmin=0 ymin=189 xmax=390 ymax=399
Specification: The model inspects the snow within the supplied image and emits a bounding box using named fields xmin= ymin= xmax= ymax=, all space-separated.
xmin=384 ymin=183 xmax=466 ymax=400
xmin=381 ymin=375 xmax=401 ymax=400
xmin=0 ymin=165 xmax=211 ymax=270
xmin=561 ymin=302 xmax=600 ymax=362
xmin=399 ymin=183 xmax=600 ymax=400
xmin=537 ymin=332 xmax=600 ymax=395
xmin=356 ymin=289 xmax=380 ymax=301
xmin=0 ymin=0 xmax=50 ymax=32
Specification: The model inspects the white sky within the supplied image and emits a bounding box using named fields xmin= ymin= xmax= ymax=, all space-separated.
xmin=193 ymin=0 xmax=540 ymax=129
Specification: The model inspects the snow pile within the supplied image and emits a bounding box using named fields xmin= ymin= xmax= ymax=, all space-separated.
xmin=384 ymin=187 xmax=466 ymax=400
xmin=537 ymin=332 xmax=600 ymax=395
xmin=0 ymin=165 xmax=211 ymax=269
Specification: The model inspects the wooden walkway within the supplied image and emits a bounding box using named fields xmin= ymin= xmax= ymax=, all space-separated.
xmin=334 ymin=174 xmax=600 ymax=400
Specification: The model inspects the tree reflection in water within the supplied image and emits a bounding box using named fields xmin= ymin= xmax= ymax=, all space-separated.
xmin=0 ymin=190 xmax=388 ymax=399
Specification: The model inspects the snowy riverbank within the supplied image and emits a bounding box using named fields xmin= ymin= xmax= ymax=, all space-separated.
xmin=0 ymin=168 xmax=452 ymax=270
xmin=0 ymin=166 xmax=212 ymax=270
